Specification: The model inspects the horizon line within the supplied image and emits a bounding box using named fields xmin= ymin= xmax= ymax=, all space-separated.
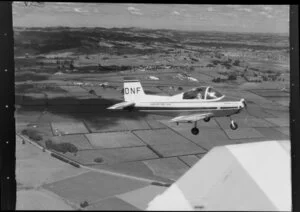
xmin=13 ymin=25 xmax=289 ymax=36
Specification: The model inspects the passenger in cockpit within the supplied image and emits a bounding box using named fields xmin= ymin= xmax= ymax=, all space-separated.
xmin=183 ymin=87 xmax=206 ymax=100
xmin=197 ymin=93 xmax=202 ymax=99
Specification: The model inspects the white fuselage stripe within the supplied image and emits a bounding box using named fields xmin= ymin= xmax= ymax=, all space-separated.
xmin=135 ymin=101 xmax=241 ymax=108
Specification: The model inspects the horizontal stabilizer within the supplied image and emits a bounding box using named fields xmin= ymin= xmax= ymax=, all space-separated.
xmin=107 ymin=101 xmax=135 ymax=110
xmin=170 ymin=113 xmax=213 ymax=123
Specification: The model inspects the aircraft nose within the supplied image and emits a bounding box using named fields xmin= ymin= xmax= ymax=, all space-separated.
xmin=222 ymin=96 xmax=238 ymax=102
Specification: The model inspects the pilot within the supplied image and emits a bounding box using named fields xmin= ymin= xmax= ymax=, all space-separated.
xmin=197 ymin=93 xmax=202 ymax=99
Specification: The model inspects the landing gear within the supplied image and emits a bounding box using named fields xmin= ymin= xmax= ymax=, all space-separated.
xmin=191 ymin=127 xmax=199 ymax=135
xmin=230 ymin=120 xmax=238 ymax=130
xmin=204 ymin=117 xmax=210 ymax=122
xmin=191 ymin=122 xmax=199 ymax=135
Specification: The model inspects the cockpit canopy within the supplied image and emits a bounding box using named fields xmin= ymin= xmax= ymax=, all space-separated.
xmin=182 ymin=86 xmax=224 ymax=100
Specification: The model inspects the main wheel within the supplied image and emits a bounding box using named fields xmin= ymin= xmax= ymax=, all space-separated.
xmin=230 ymin=121 xmax=238 ymax=130
xmin=204 ymin=117 xmax=210 ymax=122
xmin=191 ymin=127 xmax=199 ymax=135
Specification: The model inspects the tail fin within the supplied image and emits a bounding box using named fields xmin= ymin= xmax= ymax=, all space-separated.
xmin=123 ymin=79 xmax=145 ymax=102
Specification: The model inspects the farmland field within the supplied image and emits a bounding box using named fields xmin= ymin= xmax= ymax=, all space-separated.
xmin=15 ymin=19 xmax=289 ymax=210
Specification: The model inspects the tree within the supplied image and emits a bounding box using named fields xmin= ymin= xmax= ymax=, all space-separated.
xmin=89 ymin=89 xmax=96 ymax=95
xmin=80 ymin=201 xmax=89 ymax=208
xmin=69 ymin=61 xmax=74 ymax=70
xmin=212 ymin=77 xmax=221 ymax=83
xmin=206 ymin=63 xmax=214 ymax=68
xmin=212 ymin=60 xmax=219 ymax=66
xmin=21 ymin=129 xmax=43 ymax=141
xmin=228 ymin=74 xmax=237 ymax=80
xmin=233 ymin=59 xmax=240 ymax=66
xmin=45 ymin=139 xmax=53 ymax=149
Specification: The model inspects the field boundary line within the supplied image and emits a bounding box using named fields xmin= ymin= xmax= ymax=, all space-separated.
xmin=17 ymin=134 xmax=170 ymax=185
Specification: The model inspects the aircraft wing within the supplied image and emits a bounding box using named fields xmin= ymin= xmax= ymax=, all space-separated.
xmin=107 ymin=101 xmax=135 ymax=110
xmin=170 ymin=113 xmax=213 ymax=123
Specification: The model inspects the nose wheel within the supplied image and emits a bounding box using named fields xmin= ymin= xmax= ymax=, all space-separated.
xmin=230 ymin=120 xmax=238 ymax=130
xmin=191 ymin=121 xmax=199 ymax=135
xmin=191 ymin=127 xmax=199 ymax=135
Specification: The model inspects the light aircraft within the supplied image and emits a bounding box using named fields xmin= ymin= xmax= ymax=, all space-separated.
xmin=108 ymin=78 xmax=247 ymax=135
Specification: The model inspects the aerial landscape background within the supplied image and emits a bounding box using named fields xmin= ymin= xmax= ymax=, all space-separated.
xmin=14 ymin=3 xmax=290 ymax=210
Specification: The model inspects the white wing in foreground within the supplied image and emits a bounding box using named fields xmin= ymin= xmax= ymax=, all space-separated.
xmin=170 ymin=113 xmax=213 ymax=123
xmin=107 ymin=102 xmax=135 ymax=110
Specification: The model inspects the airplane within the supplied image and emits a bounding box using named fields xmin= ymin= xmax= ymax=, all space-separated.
xmin=108 ymin=78 xmax=247 ymax=135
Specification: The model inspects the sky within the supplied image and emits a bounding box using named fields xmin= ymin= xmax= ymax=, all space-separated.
xmin=12 ymin=3 xmax=289 ymax=34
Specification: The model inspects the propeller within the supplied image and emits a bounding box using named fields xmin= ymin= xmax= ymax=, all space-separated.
xmin=241 ymin=98 xmax=247 ymax=109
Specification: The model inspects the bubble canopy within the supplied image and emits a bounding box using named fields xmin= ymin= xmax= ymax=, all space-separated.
xmin=182 ymin=86 xmax=224 ymax=100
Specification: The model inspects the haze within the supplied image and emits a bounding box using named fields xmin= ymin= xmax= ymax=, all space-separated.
xmin=13 ymin=3 xmax=289 ymax=34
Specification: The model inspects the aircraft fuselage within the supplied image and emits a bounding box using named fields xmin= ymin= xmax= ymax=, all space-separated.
xmin=127 ymin=99 xmax=243 ymax=118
